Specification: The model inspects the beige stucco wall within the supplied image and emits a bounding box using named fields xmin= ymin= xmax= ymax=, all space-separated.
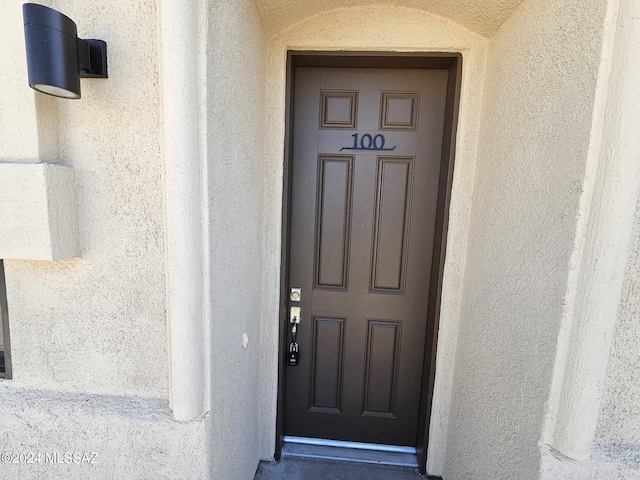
xmin=258 ymin=7 xmax=489 ymax=475
xmin=1 ymin=0 xmax=168 ymax=400
xmin=543 ymin=260 xmax=640 ymax=480
xmin=442 ymin=0 xmax=610 ymax=479
xmin=206 ymin=0 xmax=268 ymax=479
xmin=542 ymin=0 xmax=640 ymax=467
xmin=0 ymin=163 xmax=79 ymax=261
xmin=0 ymin=1 xmax=212 ymax=478
xmin=0 ymin=385 xmax=208 ymax=480
xmin=597 ymin=199 xmax=640 ymax=445
xmin=253 ymin=0 xmax=525 ymax=37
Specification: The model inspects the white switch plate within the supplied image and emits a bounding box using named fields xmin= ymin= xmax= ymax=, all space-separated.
xmin=242 ymin=332 xmax=249 ymax=349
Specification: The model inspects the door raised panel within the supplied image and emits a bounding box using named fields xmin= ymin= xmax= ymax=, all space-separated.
xmin=363 ymin=320 xmax=402 ymax=418
xmin=380 ymin=91 xmax=420 ymax=131
xmin=370 ymin=157 xmax=414 ymax=294
xmin=314 ymin=155 xmax=354 ymax=291
xmin=320 ymin=90 xmax=358 ymax=129
xmin=309 ymin=317 xmax=346 ymax=413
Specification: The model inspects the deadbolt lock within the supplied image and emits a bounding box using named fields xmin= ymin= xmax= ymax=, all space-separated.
xmin=290 ymin=287 xmax=302 ymax=302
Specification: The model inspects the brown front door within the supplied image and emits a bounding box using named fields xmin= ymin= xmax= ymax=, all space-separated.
xmin=284 ymin=66 xmax=448 ymax=446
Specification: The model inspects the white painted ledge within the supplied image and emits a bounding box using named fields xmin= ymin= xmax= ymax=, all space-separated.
xmin=0 ymin=162 xmax=78 ymax=261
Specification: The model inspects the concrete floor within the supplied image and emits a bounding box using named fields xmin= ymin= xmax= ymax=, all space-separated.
xmin=254 ymin=457 xmax=425 ymax=480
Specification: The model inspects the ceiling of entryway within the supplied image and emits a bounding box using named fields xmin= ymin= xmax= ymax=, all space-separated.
xmin=254 ymin=0 xmax=526 ymax=37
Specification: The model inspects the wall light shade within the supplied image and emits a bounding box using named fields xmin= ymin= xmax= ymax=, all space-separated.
xmin=23 ymin=3 xmax=108 ymax=100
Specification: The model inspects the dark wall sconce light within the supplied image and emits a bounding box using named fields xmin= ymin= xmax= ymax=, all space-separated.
xmin=23 ymin=3 xmax=108 ymax=99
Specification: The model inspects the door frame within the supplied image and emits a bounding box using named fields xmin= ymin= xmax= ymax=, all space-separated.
xmin=275 ymin=51 xmax=462 ymax=475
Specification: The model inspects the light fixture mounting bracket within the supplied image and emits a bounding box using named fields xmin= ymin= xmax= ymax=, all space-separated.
xmin=78 ymin=39 xmax=108 ymax=78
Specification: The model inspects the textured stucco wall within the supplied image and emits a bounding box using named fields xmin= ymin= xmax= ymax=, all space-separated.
xmin=158 ymin=0 xmax=209 ymax=422
xmin=0 ymin=384 xmax=208 ymax=480
xmin=254 ymin=0 xmax=525 ymax=37
xmin=0 ymin=163 xmax=78 ymax=261
xmin=0 ymin=1 xmax=211 ymax=478
xmin=542 ymin=0 xmax=640 ymax=464
xmin=442 ymin=0 xmax=609 ymax=479
xmin=259 ymin=7 xmax=488 ymax=475
xmin=540 ymin=444 xmax=640 ymax=480
xmin=206 ymin=1 xmax=267 ymax=479
xmin=1 ymin=0 xmax=168 ymax=399
xmin=597 ymin=199 xmax=640 ymax=445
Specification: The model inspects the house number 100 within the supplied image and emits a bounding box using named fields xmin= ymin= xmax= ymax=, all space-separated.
xmin=340 ymin=133 xmax=397 ymax=152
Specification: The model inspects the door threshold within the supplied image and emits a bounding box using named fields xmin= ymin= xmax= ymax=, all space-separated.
xmin=282 ymin=436 xmax=419 ymax=467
